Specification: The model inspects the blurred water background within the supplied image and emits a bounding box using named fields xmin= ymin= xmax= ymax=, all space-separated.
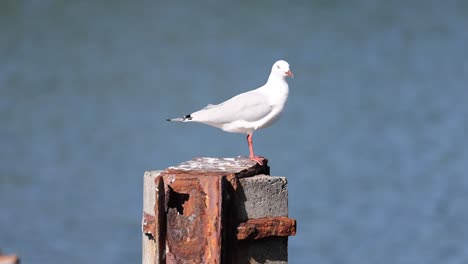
xmin=1 ymin=0 xmax=468 ymax=263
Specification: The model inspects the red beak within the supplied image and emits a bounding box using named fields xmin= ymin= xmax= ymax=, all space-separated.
xmin=285 ymin=69 xmax=294 ymax=78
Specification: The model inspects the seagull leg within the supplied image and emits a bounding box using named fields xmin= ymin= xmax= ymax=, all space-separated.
xmin=246 ymin=133 xmax=264 ymax=165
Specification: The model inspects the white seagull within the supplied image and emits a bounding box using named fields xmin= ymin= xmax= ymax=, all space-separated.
xmin=167 ymin=60 xmax=293 ymax=165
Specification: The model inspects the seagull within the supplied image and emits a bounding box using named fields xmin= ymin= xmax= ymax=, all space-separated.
xmin=167 ymin=60 xmax=293 ymax=165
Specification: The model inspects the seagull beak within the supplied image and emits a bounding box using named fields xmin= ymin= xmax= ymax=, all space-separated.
xmin=285 ymin=69 xmax=294 ymax=78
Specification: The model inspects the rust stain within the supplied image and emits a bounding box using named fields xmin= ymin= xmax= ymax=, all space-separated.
xmin=199 ymin=175 xmax=223 ymax=263
xmin=142 ymin=212 xmax=156 ymax=236
xmin=161 ymin=172 xmax=224 ymax=264
xmin=236 ymin=216 xmax=297 ymax=240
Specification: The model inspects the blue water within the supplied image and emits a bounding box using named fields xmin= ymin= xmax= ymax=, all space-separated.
xmin=1 ymin=0 xmax=468 ymax=263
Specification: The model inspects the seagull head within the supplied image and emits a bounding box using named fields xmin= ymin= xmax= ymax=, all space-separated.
xmin=272 ymin=60 xmax=294 ymax=78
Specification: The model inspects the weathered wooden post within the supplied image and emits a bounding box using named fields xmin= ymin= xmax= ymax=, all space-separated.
xmin=142 ymin=157 xmax=296 ymax=264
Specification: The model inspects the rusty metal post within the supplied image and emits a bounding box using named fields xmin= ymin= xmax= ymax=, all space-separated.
xmin=0 ymin=250 xmax=19 ymax=264
xmin=142 ymin=157 xmax=296 ymax=264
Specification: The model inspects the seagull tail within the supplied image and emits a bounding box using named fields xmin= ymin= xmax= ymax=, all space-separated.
xmin=166 ymin=114 xmax=193 ymax=122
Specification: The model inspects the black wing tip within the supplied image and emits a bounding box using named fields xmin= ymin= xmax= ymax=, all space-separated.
xmin=166 ymin=115 xmax=192 ymax=122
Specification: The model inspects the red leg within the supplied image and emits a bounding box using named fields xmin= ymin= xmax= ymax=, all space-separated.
xmin=246 ymin=133 xmax=264 ymax=165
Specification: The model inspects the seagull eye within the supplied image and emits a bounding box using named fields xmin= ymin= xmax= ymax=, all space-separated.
xmin=276 ymin=65 xmax=280 ymax=69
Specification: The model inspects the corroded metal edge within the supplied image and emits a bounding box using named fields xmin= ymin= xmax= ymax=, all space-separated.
xmin=236 ymin=216 xmax=297 ymax=240
xmin=154 ymin=175 xmax=166 ymax=264
xmin=142 ymin=212 xmax=156 ymax=236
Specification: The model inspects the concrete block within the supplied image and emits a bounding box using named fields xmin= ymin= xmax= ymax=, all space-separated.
xmin=235 ymin=175 xmax=288 ymax=221
xmin=231 ymin=175 xmax=289 ymax=264
xmin=236 ymin=238 xmax=288 ymax=264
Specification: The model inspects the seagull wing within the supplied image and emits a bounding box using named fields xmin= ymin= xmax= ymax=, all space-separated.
xmin=191 ymin=89 xmax=272 ymax=125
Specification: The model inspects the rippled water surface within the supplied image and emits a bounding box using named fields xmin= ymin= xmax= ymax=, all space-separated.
xmin=1 ymin=1 xmax=468 ymax=263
